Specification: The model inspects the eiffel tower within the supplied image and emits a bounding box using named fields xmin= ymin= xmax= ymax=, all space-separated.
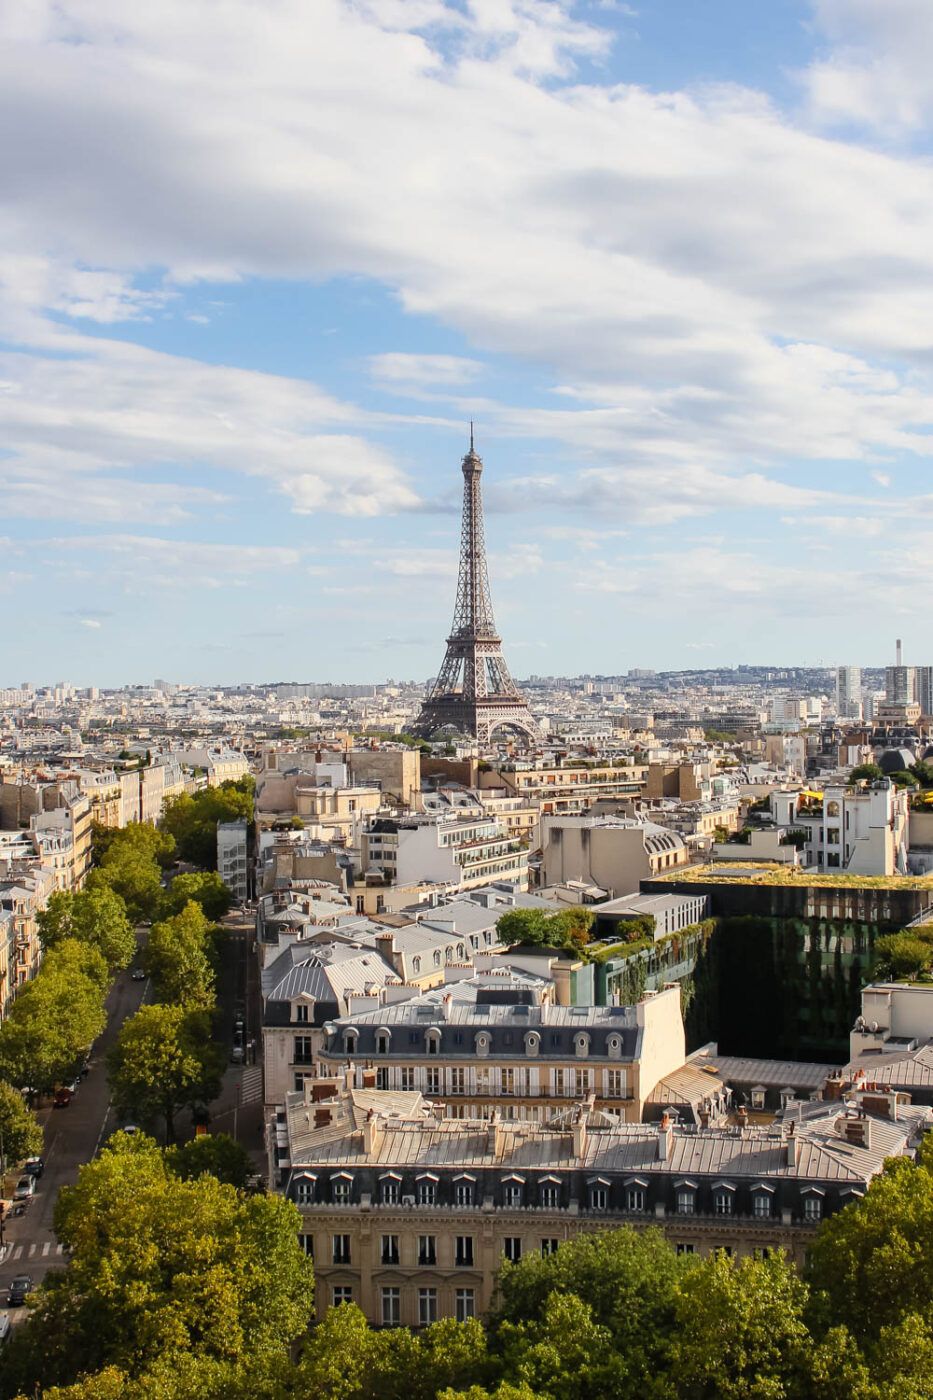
xmin=415 ymin=433 xmax=537 ymax=746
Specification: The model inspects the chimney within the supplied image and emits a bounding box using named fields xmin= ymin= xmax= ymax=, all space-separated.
xmin=698 ymin=1107 xmax=710 ymax=1129
xmin=897 ymin=638 xmax=903 ymax=667
xmin=842 ymin=1112 xmax=872 ymax=1149
xmin=362 ymin=1108 xmax=382 ymax=1154
xmin=361 ymin=1069 xmax=377 ymax=1090
xmin=736 ymin=1105 xmax=748 ymax=1131
xmin=572 ymin=1105 xmax=588 ymax=1159
xmin=487 ymin=1109 xmax=503 ymax=1157
xmin=786 ymin=1120 xmax=798 ymax=1167
xmin=658 ymin=1111 xmax=673 ymax=1160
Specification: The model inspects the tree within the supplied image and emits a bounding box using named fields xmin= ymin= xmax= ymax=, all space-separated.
xmin=850 ymin=763 xmax=884 ymax=783
xmin=0 ymin=949 xmax=107 ymax=1093
xmin=167 ymin=1133 xmax=254 ymax=1189
xmin=38 ymin=885 xmax=136 ymax=972
xmin=161 ymin=780 xmax=254 ymax=870
xmin=666 ymin=1250 xmax=812 ymax=1398
xmin=108 ymin=1004 xmax=223 ymax=1142
xmin=0 ymin=1133 xmax=313 ymax=1394
xmin=494 ymin=1290 xmax=622 ymax=1400
xmin=43 ymin=937 xmax=111 ymax=996
xmin=545 ymin=907 xmax=595 ymax=951
xmin=874 ymin=932 xmax=932 ymax=981
xmin=145 ymin=902 xmax=216 ymax=1010
xmin=495 ymin=907 xmax=594 ymax=954
xmin=161 ymin=871 xmax=232 ymax=922
xmin=807 ymin=1154 xmax=933 ymax=1344
xmin=490 ymin=1227 xmax=686 ymax=1395
xmin=0 ymin=1078 xmax=43 ymax=1165
xmin=910 ymin=760 xmax=933 ymax=789
xmin=93 ymin=823 xmax=176 ymax=924
xmin=890 ymin=770 xmax=920 ymax=789
xmin=496 ymin=908 xmax=549 ymax=946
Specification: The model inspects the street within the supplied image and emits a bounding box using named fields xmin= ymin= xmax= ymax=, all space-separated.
xmin=0 ymin=966 xmax=149 ymax=1320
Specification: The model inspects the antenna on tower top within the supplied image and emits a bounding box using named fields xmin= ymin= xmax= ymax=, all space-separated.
xmin=470 ymin=420 xmax=474 ymax=452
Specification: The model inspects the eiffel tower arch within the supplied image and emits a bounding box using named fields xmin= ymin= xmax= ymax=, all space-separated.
xmin=414 ymin=436 xmax=538 ymax=746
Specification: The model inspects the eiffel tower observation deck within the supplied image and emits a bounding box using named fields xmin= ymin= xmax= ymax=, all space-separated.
xmin=414 ymin=434 xmax=538 ymax=746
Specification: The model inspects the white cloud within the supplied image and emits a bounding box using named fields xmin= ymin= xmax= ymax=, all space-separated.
xmin=804 ymin=0 xmax=933 ymax=132
xmin=369 ymin=353 xmax=485 ymax=394
xmin=80 ymin=618 xmax=102 ymax=629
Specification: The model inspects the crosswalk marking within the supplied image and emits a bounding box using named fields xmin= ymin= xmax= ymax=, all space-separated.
xmin=240 ymin=1064 xmax=263 ymax=1104
xmin=57 ymin=1243 xmax=64 ymax=1254
xmin=42 ymin=1242 xmax=50 ymax=1257
xmin=28 ymin=1243 xmax=36 ymax=1257
xmin=12 ymin=1246 xmax=22 ymax=1261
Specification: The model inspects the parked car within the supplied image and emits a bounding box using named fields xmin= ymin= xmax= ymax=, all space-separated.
xmin=23 ymin=1156 xmax=44 ymax=1178
xmin=8 ymin=1276 xmax=33 ymax=1307
xmin=0 ymin=1313 xmax=11 ymax=1344
xmin=53 ymin=1086 xmax=73 ymax=1108
xmin=131 ymin=968 xmax=146 ymax=981
xmin=13 ymin=1176 xmax=35 ymax=1201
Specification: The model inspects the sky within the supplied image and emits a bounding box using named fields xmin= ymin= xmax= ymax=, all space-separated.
xmin=4 ymin=0 xmax=933 ymax=687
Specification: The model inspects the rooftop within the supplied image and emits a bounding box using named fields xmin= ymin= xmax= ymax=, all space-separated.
xmin=654 ymin=862 xmax=933 ymax=890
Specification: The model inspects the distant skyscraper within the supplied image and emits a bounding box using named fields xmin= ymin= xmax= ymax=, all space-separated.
xmin=836 ymin=665 xmax=861 ymax=719
xmin=415 ymin=435 xmax=537 ymax=745
xmin=916 ymin=666 xmax=933 ymax=716
xmin=885 ymin=638 xmax=915 ymax=706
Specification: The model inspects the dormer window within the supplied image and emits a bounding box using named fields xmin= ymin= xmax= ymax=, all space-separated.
xmin=752 ymin=1185 xmax=775 ymax=1219
xmin=412 ymin=957 xmax=421 ymax=975
xmin=574 ymin=1033 xmax=590 ymax=1059
xmin=344 ymin=1031 xmax=358 ymax=1055
xmin=675 ymin=1180 xmax=698 ymax=1215
xmin=376 ymin=1030 xmax=391 ymax=1054
xmin=433 ymin=950 xmax=442 ymax=968
xmin=454 ymin=1175 xmax=475 ymax=1207
xmin=606 ymin=1034 xmax=622 ymax=1058
xmin=331 ymin=1173 xmax=353 ymax=1204
xmin=294 ymin=1172 xmax=316 ymax=1204
xmin=524 ymin=1031 xmax=540 ymax=1057
xmin=475 ymin=1032 xmax=491 ymax=1057
xmin=425 ymin=1029 xmax=441 ymax=1055
xmin=294 ymin=1003 xmax=310 ymax=1024
xmin=588 ymin=1177 xmax=610 ymax=1211
xmin=380 ymin=1172 xmax=401 ymax=1204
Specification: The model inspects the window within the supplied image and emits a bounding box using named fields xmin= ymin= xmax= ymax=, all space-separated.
xmin=412 ymin=956 xmax=421 ymax=975
xmin=577 ymin=1069 xmax=591 ymax=1093
xmin=426 ymin=1030 xmax=440 ymax=1055
xmin=356 ymin=896 xmax=365 ymax=914
xmin=332 ymin=1286 xmax=353 ymax=1307
xmin=554 ymin=1069 xmax=565 ymax=1095
xmin=376 ymin=1067 xmax=388 ymax=1090
xmin=676 ymin=1189 xmax=695 ymax=1216
xmin=418 ymin=1234 xmax=437 ymax=1265
xmin=381 ymin=1287 xmax=401 ymax=1327
xmin=803 ymin=1195 xmax=823 ymax=1222
xmin=433 ymin=950 xmax=442 ymax=968
xmin=627 ymin=1187 xmax=645 ymax=1213
xmin=417 ymin=1178 xmax=437 ymax=1206
xmin=344 ymin=1031 xmax=357 ymax=1054
xmin=750 ymin=1089 xmax=765 ymax=1110
xmin=540 ymin=1182 xmax=560 ymax=1209
xmin=450 ymin=1068 xmax=465 ymax=1094
xmin=541 ymin=1238 xmax=559 ymax=1256
xmin=299 ymin=1234 xmax=314 ymax=1258
xmin=293 ymin=1035 xmax=313 ymax=1064
xmin=377 ymin=1033 xmax=390 ymax=1054
xmin=332 ymin=1176 xmax=352 ymax=1204
xmin=590 ymin=1185 xmax=608 ymax=1211
xmin=502 ymin=1067 xmax=515 ymax=1096
xmin=381 ymin=1177 xmax=400 ymax=1205
xmin=504 ymin=1182 xmax=523 ymax=1207
xmin=715 ymin=1245 xmax=733 ymax=1257
xmin=401 ymin=1067 xmax=415 ymax=1091
xmin=715 ymin=1191 xmax=733 ymax=1216
xmin=427 ymin=1068 xmax=441 ymax=1095
xmin=332 ymin=1235 xmax=351 ymax=1265
xmin=676 ymin=1243 xmax=696 ymax=1256
xmin=295 ymin=1003 xmax=310 ymax=1023
xmin=294 ymin=1177 xmax=315 ymax=1205
xmin=455 ymin=1288 xmax=475 ymax=1322
xmin=455 ymin=1180 xmax=474 ymax=1207
xmin=753 ymin=1193 xmax=772 ymax=1219
xmin=606 ymin=1069 xmax=625 ymax=1098
xmin=455 ymin=1235 xmax=474 ymax=1266
xmin=503 ymin=1237 xmax=522 ymax=1263
xmin=381 ymin=1234 xmax=400 ymax=1265
xmin=418 ymin=1288 xmax=438 ymax=1326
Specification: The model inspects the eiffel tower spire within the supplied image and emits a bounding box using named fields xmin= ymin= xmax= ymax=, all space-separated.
xmin=415 ymin=435 xmax=537 ymax=745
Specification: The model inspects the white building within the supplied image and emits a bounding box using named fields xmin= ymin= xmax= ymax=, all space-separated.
xmin=835 ymin=666 xmax=862 ymax=719
xmin=771 ymin=781 xmax=909 ymax=876
xmin=217 ymin=820 xmax=249 ymax=903
xmin=362 ymin=815 xmax=528 ymax=892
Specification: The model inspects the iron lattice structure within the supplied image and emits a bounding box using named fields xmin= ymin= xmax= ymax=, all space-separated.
xmin=415 ymin=438 xmax=537 ymax=746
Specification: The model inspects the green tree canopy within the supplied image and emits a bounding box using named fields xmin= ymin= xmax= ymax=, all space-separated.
xmin=161 ymin=870 xmax=232 ymax=922
xmin=144 ymin=902 xmax=216 ymax=1010
xmin=0 ymin=1132 xmax=313 ymax=1395
xmin=0 ymin=947 xmax=107 ymax=1093
xmin=495 ymin=906 xmax=594 ymax=954
xmin=850 ymin=763 xmax=884 ymax=783
xmin=161 ymin=779 xmax=254 ymax=869
xmin=874 ymin=932 xmax=932 ymax=981
xmin=38 ymin=884 xmax=136 ymax=972
xmin=92 ymin=823 xmax=172 ymax=924
xmin=108 ymin=1004 xmax=223 ymax=1142
xmin=0 ymin=1078 xmax=43 ymax=1164
xmin=166 ymin=1133 xmax=253 ymax=1189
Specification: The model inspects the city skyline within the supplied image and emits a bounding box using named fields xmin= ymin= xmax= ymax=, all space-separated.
xmin=5 ymin=2 xmax=933 ymax=683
